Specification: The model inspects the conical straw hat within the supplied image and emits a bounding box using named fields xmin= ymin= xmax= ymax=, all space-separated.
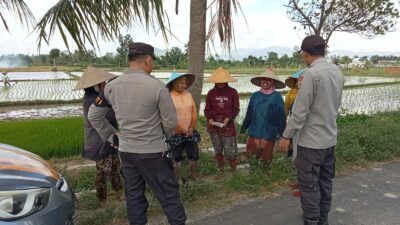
xmin=205 ymin=67 xmax=237 ymax=83
xmin=73 ymin=66 xmax=117 ymax=91
xmin=250 ymin=69 xmax=286 ymax=89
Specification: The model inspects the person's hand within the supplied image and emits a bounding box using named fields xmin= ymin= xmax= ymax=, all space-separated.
xmin=223 ymin=118 xmax=230 ymax=127
xmin=187 ymin=127 xmax=193 ymax=136
xmin=184 ymin=127 xmax=193 ymax=136
xmin=239 ymin=133 xmax=247 ymax=139
xmin=278 ymin=137 xmax=290 ymax=154
xmin=209 ymin=119 xmax=214 ymax=125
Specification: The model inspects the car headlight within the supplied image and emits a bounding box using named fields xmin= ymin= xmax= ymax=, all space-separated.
xmin=0 ymin=188 xmax=51 ymax=221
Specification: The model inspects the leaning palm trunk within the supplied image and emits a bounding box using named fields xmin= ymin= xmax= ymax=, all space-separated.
xmin=187 ymin=0 xmax=207 ymax=113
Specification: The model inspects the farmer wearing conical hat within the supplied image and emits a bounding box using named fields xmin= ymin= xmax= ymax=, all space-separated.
xmin=204 ymin=67 xmax=240 ymax=176
xmin=239 ymin=68 xmax=286 ymax=165
xmin=74 ymin=66 xmax=122 ymax=206
xmin=284 ymin=69 xmax=306 ymax=158
xmin=2 ymin=72 xmax=11 ymax=87
xmin=165 ymin=72 xmax=201 ymax=182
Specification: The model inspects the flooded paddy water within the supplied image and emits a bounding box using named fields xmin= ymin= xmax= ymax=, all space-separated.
xmin=1 ymin=72 xmax=400 ymax=121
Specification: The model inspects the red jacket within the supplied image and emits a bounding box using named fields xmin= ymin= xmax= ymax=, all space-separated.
xmin=204 ymin=85 xmax=240 ymax=137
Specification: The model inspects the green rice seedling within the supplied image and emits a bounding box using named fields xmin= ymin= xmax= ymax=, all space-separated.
xmin=0 ymin=117 xmax=84 ymax=158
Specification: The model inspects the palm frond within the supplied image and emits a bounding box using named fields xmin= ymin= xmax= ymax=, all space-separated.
xmin=206 ymin=0 xmax=247 ymax=52
xmin=33 ymin=0 xmax=170 ymax=53
xmin=0 ymin=0 xmax=36 ymax=32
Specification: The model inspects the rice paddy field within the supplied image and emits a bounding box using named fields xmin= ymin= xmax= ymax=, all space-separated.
xmin=1 ymin=71 xmax=400 ymax=122
xmin=2 ymin=72 xmax=400 ymax=102
xmin=5 ymin=71 xmax=71 ymax=80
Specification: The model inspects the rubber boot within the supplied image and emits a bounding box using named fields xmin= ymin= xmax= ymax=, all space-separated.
xmin=228 ymin=159 xmax=237 ymax=173
xmin=188 ymin=160 xmax=200 ymax=182
xmin=215 ymin=154 xmax=225 ymax=177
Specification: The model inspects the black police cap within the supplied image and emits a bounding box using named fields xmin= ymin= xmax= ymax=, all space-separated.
xmin=128 ymin=42 xmax=158 ymax=60
xmin=300 ymin=35 xmax=327 ymax=54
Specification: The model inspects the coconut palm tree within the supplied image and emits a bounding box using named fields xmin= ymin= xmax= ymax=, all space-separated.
xmin=0 ymin=0 xmax=35 ymax=31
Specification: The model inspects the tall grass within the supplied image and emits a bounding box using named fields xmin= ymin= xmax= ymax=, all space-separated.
xmin=336 ymin=112 xmax=400 ymax=163
xmin=0 ymin=117 xmax=83 ymax=158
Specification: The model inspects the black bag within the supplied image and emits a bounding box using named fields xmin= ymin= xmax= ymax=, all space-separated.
xmin=186 ymin=130 xmax=201 ymax=143
xmin=166 ymin=130 xmax=201 ymax=147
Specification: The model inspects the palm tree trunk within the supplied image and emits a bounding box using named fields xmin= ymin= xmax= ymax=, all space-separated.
xmin=187 ymin=0 xmax=207 ymax=114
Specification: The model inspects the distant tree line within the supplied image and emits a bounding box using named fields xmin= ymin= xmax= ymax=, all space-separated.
xmin=2 ymin=50 xmax=400 ymax=70
xmin=0 ymin=48 xmax=304 ymax=69
xmin=1 ymin=33 xmax=399 ymax=70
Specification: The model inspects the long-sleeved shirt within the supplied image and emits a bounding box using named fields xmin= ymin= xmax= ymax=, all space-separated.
xmin=204 ymin=84 xmax=240 ymax=137
xmin=170 ymin=90 xmax=197 ymax=134
xmin=88 ymin=68 xmax=177 ymax=154
xmin=284 ymin=88 xmax=298 ymax=117
xmin=283 ymin=58 xmax=344 ymax=149
xmin=240 ymin=91 xmax=286 ymax=141
xmin=82 ymin=87 xmax=117 ymax=161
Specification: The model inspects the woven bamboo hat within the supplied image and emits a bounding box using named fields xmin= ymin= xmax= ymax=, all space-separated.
xmin=285 ymin=69 xmax=305 ymax=89
xmin=73 ymin=66 xmax=117 ymax=91
xmin=250 ymin=69 xmax=286 ymax=89
xmin=205 ymin=67 xmax=237 ymax=83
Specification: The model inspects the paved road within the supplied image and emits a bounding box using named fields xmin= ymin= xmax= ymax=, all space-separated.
xmin=189 ymin=161 xmax=400 ymax=225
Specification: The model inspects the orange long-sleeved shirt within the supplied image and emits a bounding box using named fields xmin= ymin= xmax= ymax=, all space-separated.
xmin=170 ymin=90 xmax=197 ymax=134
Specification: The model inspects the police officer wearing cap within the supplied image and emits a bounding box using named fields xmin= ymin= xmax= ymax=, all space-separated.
xmin=88 ymin=42 xmax=186 ymax=225
xmin=278 ymin=35 xmax=344 ymax=225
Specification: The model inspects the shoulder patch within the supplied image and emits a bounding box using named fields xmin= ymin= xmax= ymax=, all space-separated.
xmin=94 ymin=91 xmax=111 ymax=108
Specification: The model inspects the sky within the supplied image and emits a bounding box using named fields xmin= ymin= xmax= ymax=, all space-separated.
xmin=1 ymin=0 xmax=400 ymax=57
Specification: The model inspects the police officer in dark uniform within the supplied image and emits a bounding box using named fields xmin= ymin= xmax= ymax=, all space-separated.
xmin=88 ymin=42 xmax=186 ymax=225
xmin=279 ymin=35 xmax=344 ymax=225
